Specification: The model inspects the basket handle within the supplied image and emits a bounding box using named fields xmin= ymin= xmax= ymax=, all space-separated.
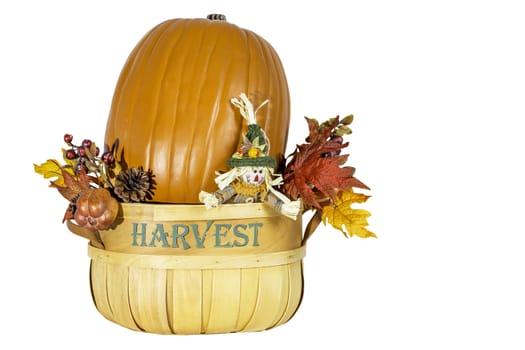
xmin=66 ymin=220 xmax=105 ymax=249
xmin=302 ymin=210 xmax=322 ymax=245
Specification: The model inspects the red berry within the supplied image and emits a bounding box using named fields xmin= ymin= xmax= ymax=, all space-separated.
xmin=65 ymin=149 xmax=77 ymax=160
xmin=82 ymin=139 xmax=92 ymax=148
xmin=330 ymin=134 xmax=343 ymax=144
xmin=75 ymin=162 xmax=87 ymax=174
xmin=102 ymin=151 xmax=115 ymax=165
xmin=64 ymin=134 xmax=73 ymax=144
xmin=95 ymin=147 xmax=100 ymax=156
xmin=78 ymin=147 xmax=87 ymax=157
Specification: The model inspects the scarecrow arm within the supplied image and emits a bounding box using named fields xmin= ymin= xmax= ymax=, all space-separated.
xmin=199 ymin=185 xmax=237 ymax=209
xmin=265 ymin=192 xmax=302 ymax=221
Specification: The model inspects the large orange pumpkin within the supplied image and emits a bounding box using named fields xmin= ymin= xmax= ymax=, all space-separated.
xmin=104 ymin=15 xmax=290 ymax=203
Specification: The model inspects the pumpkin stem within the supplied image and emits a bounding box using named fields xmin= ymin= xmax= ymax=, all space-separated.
xmin=207 ymin=14 xmax=227 ymax=21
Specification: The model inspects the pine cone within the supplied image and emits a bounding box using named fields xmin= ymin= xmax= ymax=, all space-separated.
xmin=114 ymin=167 xmax=154 ymax=202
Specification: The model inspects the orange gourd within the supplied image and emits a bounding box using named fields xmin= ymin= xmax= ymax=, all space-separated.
xmin=104 ymin=16 xmax=290 ymax=203
xmin=74 ymin=188 xmax=119 ymax=230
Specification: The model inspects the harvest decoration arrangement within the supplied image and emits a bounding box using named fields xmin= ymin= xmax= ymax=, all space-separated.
xmin=34 ymin=96 xmax=374 ymax=243
xmin=34 ymin=14 xmax=374 ymax=335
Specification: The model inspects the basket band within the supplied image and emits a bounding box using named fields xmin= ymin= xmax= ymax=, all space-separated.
xmin=88 ymin=245 xmax=306 ymax=270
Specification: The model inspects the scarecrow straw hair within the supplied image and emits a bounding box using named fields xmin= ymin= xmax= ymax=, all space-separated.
xmin=230 ymin=93 xmax=269 ymax=125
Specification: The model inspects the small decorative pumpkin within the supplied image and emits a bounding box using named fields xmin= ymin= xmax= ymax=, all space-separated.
xmin=104 ymin=15 xmax=290 ymax=203
xmin=74 ymin=188 xmax=119 ymax=230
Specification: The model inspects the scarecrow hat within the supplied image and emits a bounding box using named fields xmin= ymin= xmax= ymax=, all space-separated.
xmin=227 ymin=93 xmax=276 ymax=169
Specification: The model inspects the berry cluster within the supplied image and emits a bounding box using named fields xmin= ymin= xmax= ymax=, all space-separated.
xmin=320 ymin=133 xmax=344 ymax=158
xmin=63 ymin=133 xmax=115 ymax=185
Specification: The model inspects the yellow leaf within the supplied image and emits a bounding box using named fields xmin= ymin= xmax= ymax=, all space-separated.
xmin=322 ymin=189 xmax=376 ymax=238
xmin=34 ymin=159 xmax=62 ymax=178
xmin=34 ymin=159 xmax=73 ymax=187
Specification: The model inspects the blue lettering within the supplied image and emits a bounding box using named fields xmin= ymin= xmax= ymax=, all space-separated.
xmin=249 ymin=222 xmax=262 ymax=247
xmin=148 ymin=224 xmax=169 ymax=247
xmin=233 ymin=224 xmax=249 ymax=247
xmin=192 ymin=220 xmax=214 ymax=248
xmin=214 ymin=223 xmax=232 ymax=247
xmin=132 ymin=223 xmax=147 ymax=247
xmin=171 ymin=224 xmax=190 ymax=249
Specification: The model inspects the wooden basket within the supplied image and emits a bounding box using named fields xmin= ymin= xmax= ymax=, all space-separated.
xmin=69 ymin=203 xmax=305 ymax=334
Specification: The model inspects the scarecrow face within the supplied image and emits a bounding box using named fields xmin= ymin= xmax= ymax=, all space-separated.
xmin=242 ymin=167 xmax=266 ymax=185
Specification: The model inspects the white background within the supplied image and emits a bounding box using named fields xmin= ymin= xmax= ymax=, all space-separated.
xmin=2 ymin=0 xmax=524 ymax=349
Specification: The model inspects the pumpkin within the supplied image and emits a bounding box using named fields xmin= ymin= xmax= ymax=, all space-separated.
xmin=74 ymin=188 xmax=119 ymax=230
xmin=104 ymin=15 xmax=291 ymax=203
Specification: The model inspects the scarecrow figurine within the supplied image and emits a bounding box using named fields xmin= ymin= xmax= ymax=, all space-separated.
xmin=199 ymin=93 xmax=301 ymax=220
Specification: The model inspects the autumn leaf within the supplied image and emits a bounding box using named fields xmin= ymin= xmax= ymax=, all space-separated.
xmin=34 ymin=159 xmax=74 ymax=187
xmin=282 ymin=116 xmax=369 ymax=209
xmin=34 ymin=159 xmax=63 ymax=180
xmin=36 ymin=159 xmax=93 ymax=222
xmin=284 ymin=155 xmax=360 ymax=209
xmin=61 ymin=203 xmax=75 ymax=223
xmin=49 ymin=168 xmax=91 ymax=201
xmin=322 ymin=189 xmax=376 ymax=238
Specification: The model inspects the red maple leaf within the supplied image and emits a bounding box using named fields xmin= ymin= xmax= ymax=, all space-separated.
xmin=282 ymin=116 xmax=369 ymax=209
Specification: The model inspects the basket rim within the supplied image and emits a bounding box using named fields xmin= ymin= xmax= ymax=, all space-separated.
xmin=88 ymin=244 xmax=306 ymax=270
xmin=116 ymin=202 xmax=297 ymax=221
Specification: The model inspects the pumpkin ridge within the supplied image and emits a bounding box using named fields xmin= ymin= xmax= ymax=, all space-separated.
xmin=106 ymin=21 xmax=172 ymax=155
xmin=261 ymin=38 xmax=290 ymax=161
xmin=195 ymin=23 xmax=252 ymax=196
xmin=260 ymin=39 xmax=279 ymax=149
xmin=192 ymin=25 xmax=225 ymax=198
xmin=245 ymin=31 xmax=274 ymax=155
xmin=140 ymin=19 xmax=195 ymax=202
xmin=146 ymin=21 xmax=186 ymax=174
xmin=265 ymin=34 xmax=289 ymax=162
xmin=207 ymin=25 xmax=260 ymax=190
xmin=153 ymin=20 xmax=196 ymax=202
xmin=107 ymin=20 xmax=179 ymax=172
xmin=179 ymin=22 xmax=243 ymax=199
xmin=186 ymin=23 xmax=230 ymax=202
xmin=176 ymin=21 xmax=219 ymax=202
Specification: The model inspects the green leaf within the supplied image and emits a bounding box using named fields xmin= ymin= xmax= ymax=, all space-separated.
xmin=335 ymin=125 xmax=352 ymax=136
xmin=340 ymin=114 xmax=354 ymax=125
